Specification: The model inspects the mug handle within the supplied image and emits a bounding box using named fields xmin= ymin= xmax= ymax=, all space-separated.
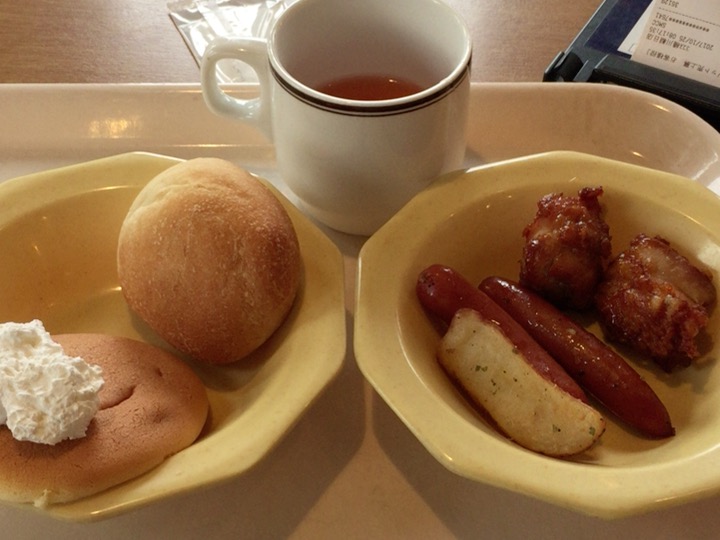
xmin=201 ymin=37 xmax=272 ymax=139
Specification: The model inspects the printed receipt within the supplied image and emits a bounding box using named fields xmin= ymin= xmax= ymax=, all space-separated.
xmin=631 ymin=0 xmax=720 ymax=89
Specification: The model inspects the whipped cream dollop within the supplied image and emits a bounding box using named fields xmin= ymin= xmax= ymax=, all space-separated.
xmin=0 ymin=320 xmax=104 ymax=445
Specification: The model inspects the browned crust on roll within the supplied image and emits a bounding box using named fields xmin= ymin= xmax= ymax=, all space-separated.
xmin=117 ymin=158 xmax=302 ymax=364
xmin=0 ymin=334 xmax=209 ymax=507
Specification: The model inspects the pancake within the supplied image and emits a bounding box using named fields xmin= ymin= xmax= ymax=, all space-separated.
xmin=0 ymin=333 xmax=209 ymax=507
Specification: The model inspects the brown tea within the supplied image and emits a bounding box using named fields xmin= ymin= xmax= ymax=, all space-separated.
xmin=315 ymin=74 xmax=424 ymax=100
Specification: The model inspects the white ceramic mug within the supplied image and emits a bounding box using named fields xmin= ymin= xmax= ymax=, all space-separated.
xmin=201 ymin=0 xmax=471 ymax=235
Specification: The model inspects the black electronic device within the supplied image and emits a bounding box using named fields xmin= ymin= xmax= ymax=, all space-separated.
xmin=544 ymin=0 xmax=720 ymax=130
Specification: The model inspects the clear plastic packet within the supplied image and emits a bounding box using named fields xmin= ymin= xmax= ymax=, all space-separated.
xmin=168 ymin=0 xmax=290 ymax=82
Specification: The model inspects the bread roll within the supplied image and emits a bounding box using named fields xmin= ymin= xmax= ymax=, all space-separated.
xmin=0 ymin=334 xmax=209 ymax=507
xmin=117 ymin=158 xmax=301 ymax=364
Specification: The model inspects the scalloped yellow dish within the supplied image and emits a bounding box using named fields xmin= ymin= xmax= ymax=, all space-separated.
xmin=0 ymin=152 xmax=346 ymax=521
xmin=355 ymin=151 xmax=720 ymax=518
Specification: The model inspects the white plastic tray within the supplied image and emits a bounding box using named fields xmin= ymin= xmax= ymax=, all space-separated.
xmin=2 ymin=82 xmax=720 ymax=539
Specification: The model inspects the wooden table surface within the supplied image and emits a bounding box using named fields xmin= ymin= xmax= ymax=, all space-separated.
xmin=0 ymin=0 xmax=602 ymax=84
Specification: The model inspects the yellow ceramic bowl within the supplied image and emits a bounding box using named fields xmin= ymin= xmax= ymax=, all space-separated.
xmin=0 ymin=152 xmax=346 ymax=521
xmin=355 ymin=151 xmax=720 ymax=518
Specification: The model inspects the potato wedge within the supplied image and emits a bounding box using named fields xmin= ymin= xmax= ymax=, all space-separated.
xmin=439 ymin=309 xmax=605 ymax=457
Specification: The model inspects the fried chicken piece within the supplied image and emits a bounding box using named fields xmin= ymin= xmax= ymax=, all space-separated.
xmin=595 ymin=235 xmax=716 ymax=372
xmin=520 ymin=187 xmax=611 ymax=310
